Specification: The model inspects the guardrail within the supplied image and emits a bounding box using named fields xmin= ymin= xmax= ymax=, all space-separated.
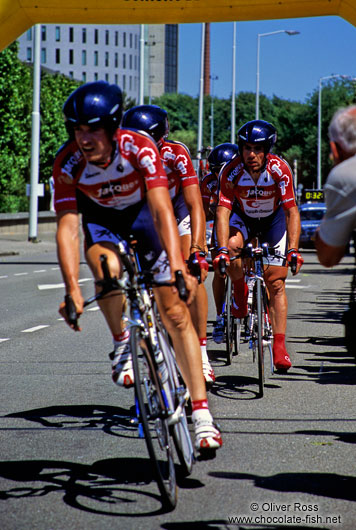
xmin=0 ymin=211 xmax=56 ymax=235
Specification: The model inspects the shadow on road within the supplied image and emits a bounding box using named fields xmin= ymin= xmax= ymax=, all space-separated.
xmin=209 ymin=470 xmax=356 ymax=502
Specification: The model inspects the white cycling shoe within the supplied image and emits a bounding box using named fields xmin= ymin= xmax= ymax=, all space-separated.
xmin=192 ymin=409 xmax=223 ymax=453
xmin=111 ymin=335 xmax=134 ymax=388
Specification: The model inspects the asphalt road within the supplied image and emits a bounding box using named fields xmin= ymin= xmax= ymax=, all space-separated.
xmin=0 ymin=235 xmax=356 ymax=529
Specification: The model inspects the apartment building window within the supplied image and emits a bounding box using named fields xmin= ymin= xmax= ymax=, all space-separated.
xmin=129 ymin=76 xmax=132 ymax=90
xmin=26 ymin=29 xmax=32 ymax=41
xmin=41 ymin=48 xmax=47 ymax=64
xmin=94 ymin=29 xmax=99 ymax=44
xmin=82 ymin=28 xmax=87 ymax=44
xmin=82 ymin=50 xmax=87 ymax=66
xmin=115 ymin=31 xmax=119 ymax=46
xmin=41 ymin=26 xmax=46 ymax=41
xmin=135 ymin=34 xmax=138 ymax=49
xmin=55 ymin=27 xmax=60 ymax=42
xmin=69 ymin=27 xmax=74 ymax=42
xmin=94 ymin=72 xmax=98 ymax=81
xmin=55 ymin=49 xmax=60 ymax=64
xmin=130 ymin=33 xmax=133 ymax=48
xmin=105 ymin=52 xmax=109 ymax=67
xmin=26 ymin=47 xmax=32 ymax=61
xmin=114 ymin=74 xmax=118 ymax=84
xmin=69 ymin=49 xmax=74 ymax=65
xmin=123 ymin=53 xmax=126 ymax=68
xmin=82 ymin=72 xmax=87 ymax=82
xmin=123 ymin=32 xmax=126 ymax=47
xmin=114 ymin=53 xmax=118 ymax=68
xmin=129 ymin=55 xmax=132 ymax=69
xmin=105 ymin=73 xmax=109 ymax=82
xmin=123 ymin=75 xmax=126 ymax=90
xmin=105 ymin=30 xmax=109 ymax=45
xmin=94 ymin=51 xmax=99 ymax=66
xmin=69 ymin=71 xmax=74 ymax=79
xmin=134 ymin=55 xmax=137 ymax=69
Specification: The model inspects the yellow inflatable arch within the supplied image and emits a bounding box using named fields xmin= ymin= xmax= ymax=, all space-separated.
xmin=1 ymin=0 xmax=356 ymax=52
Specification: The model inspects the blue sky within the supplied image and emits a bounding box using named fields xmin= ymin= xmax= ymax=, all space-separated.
xmin=178 ymin=16 xmax=356 ymax=103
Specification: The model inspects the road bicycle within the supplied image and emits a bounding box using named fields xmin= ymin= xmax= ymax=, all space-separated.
xmin=239 ymin=241 xmax=297 ymax=397
xmin=65 ymin=238 xmax=194 ymax=511
xmin=220 ymin=266 xmax=241 ymax=366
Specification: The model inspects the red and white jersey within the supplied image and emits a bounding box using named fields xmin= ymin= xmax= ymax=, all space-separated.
xmin=53 ymin=129 xmax=168 ymax=213
xmin=159 ymin=139 xmax=199 ymax=199
xmin=218 ymin=153 xmax=296 ymax=218
xmin=200 ymin=172 xmax=219 ymax=211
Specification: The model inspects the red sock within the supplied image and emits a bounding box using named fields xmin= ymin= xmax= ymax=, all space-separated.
xmin=191 ymin=399 xmax=209 ymax=412
xmin=273 ymin=333 xmax=292 ymax=371
xmin=199 ymin=338 xmax=207 ymax=347
xmin=232 ymin=278 xmax=248 ymax=318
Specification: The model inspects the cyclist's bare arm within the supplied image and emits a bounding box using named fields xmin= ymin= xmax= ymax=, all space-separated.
xmin=182 ymin=184 xmax=206 ymax=252
xmin=315 ymin=228 xmax=346 ymax=267
xmin=56 ymin=210 xmax=84 ymax=329
xmin=284 ymin=205 xmax=303 ymax=274
xmin=147 ymin=186 xmax=197 ymax=305
xmin=215 ymin=204 xmax=231 ymax=250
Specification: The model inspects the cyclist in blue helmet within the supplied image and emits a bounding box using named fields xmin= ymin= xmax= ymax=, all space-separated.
xmin=123 ymin=104 xmax=215 ymax=388
xmin=214 ymin=119 xmax=303 ymax=372
xmin=201 ymin=143 xmax=239 ymax=343
xmin=54 ymin=82 xmax=222 ymax=453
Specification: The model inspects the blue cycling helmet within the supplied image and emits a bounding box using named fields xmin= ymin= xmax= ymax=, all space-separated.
xmin=122 ymin=104 xmax=169 ymax=144
xmin=207 ymin=143 xmax=239 ymax=173
xmin=63 ymin=81 xmax=123 ymax=136
xmin=237 ymin=120 xmax=277 ymax=153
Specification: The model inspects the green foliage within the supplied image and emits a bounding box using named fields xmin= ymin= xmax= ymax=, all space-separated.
xmin=0 ymin=45 xmax=356 ymax=212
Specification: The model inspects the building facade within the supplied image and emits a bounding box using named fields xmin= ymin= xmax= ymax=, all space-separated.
xmin=18 ymin=24 xmax=178 ymax=103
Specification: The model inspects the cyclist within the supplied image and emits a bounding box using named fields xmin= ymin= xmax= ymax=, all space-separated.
xmin=53 ymin=81 xmax=222 ymax=452
xmin=122 ymin=105 xmax=215 ymax=387
xmin=214 ymin=120 xmax=303 ymax=372
xmin=201 ymin=143 xmax=239 ymax=344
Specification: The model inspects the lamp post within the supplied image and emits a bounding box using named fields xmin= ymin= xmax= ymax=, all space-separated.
xmin=231 ymin=21 xmax=236 ymax=143
xmin=256 ymin=29 xmax=300 ymax=120
xmin=317 ymin=74 xmax=352 ymax=189
xmin=210 ymin=74 xmax=218 ymax=147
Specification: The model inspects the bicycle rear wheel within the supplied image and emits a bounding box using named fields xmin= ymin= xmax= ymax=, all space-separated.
xmin=225 ymin=277 xmax=234 ymax=365
xmin=131 ymin=325 xmax=177 ymax=510
xmin=156 ymin=327 xmax=194 ymax=477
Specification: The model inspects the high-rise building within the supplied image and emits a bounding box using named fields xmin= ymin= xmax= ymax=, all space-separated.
xmin=17 ymin=24 xmax=178 ymax=103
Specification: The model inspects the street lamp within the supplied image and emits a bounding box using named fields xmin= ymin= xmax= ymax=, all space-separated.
xmin=317 ymin=74 xmax=353 ymax=189
xmin=256 ymin=29 xmax=300 ymax=120
xmin=210 ymin=74 xmax=218 ymax=147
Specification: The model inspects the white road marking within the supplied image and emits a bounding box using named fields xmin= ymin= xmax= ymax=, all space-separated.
xmin=14 ymin=272 xmax=28 ymax=276
xmin=0 ymin=338 xmax=10 ymax=343
xmin=51 ymin=267 xmax=60 ymax=270
xmin=38 ymin=278 xmax=92 ymax=290
xmin=34 ymin=269 xmax=47 ymax=273
xmin=0 ymin=275 xmax=8 ymax=279
xmin=21 ymin=325 xmax=50 ymax=333
xmin=285 ymin=285 xmax=308 ymax=289
xmin=285 ymin=279 xmax=301 ymax=283
xmin=87 ymin=306 xmax=100 ymax=312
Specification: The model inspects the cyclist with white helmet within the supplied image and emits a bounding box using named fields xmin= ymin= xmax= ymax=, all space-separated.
xmin=214 ymin=120 xmax=303 ymax=371
xmin=54 ymin=82 xmax=222 ymax=453
xmin=201 ymin=143 xmax=239 ymax=343
xmin=122 ymin=104 xmax=215 ymax=388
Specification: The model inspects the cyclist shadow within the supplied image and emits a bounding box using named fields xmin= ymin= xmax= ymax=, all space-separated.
xmin=209 ymin=470 xmax=356 ymax=502
xmin=5 ymin=404 xmax=137 ymax=438
xmin=211 ymin=375 xmax=280 ymax=400
xmin=0 ymin=457 xmax=173 ymax=516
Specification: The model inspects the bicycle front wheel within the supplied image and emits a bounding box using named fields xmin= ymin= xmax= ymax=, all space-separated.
xmin=131 ymin=325 xmax=177 ymax=510
xmin=255 ymin=279 xmax=265 ymax=397
xmin=225 ymin=276 xmax=234 ymax=365
xmin=156 ymin=328 xmax=194 ymax=477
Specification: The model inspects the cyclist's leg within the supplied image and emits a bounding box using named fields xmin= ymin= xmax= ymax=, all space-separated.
xmin=227 ymin=214 xmax=248 ymax=319
xmin=83 ymin=221 xmax=131 ymax=386
xmin=154 ymin=285 xmax=222 ymax=452
xmin=211 ymin=229 xmax=227 ymax=344
xmin=261 ymin=210 xmax=291 ymax=371
xmin=180 ymin=219 xmax=214 ymax=387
